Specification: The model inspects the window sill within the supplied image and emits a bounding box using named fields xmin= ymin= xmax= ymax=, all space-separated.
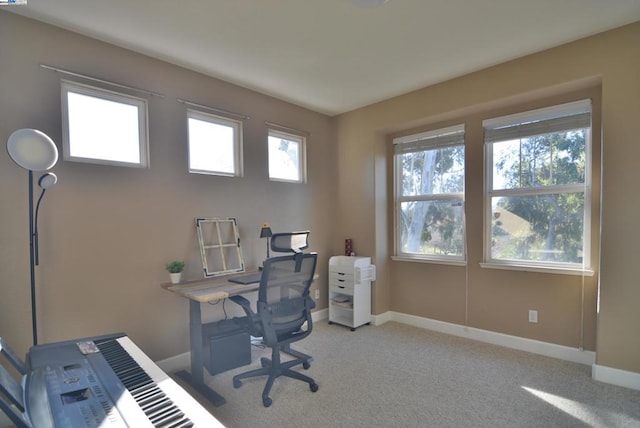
xmin=391 ymin=256 xmax=466 ymax=267
xmin=479 ymin=262 xmax=595 ymax=276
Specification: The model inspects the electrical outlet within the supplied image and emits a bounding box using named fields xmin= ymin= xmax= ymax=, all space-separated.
xmin=528 ymin=310 xmax=538 ymax=323
xmin=315 ymin=289 xmax=320 ymax=299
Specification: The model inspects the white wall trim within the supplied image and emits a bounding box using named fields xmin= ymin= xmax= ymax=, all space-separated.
xmin=376 ymin=311 xmax=596 ymax=366
xmin=312 ymin=308 xmax=328 ymax=322
xmin=157 ymin=309 xmax=329 ymax=373
xmin=592 ymin=364 xmax=640 ymax=391
xmin=375 ymin=311 xmax=638 ymax=391
xmin=371 ymin=311 xmax=392 ymax=326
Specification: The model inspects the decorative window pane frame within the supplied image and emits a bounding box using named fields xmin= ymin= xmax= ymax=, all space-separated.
xmin=195 ymin=217 xmax=245 ymax=277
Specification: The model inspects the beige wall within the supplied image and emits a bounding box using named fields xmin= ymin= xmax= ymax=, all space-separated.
xmin=0 ymin=11 xmax=336 ymax=361
xmin=336 ymin=22 xmax=640 ymax=374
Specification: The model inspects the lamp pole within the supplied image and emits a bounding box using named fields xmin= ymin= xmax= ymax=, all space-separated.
xmin=28 ymin=170 xmax=38 ymax=345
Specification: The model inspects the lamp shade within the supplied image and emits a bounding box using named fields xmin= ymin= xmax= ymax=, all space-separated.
xmin=38 ymin=172 xmax=58 ymax=189
xmin=260 ymin=226 xmax=273 ymax=238
xmin=7 ymin=128 xmax=58 ymax=171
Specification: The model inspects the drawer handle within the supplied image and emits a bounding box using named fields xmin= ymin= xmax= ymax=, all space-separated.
xmin=338 ymin=279 xmax=345 ymax=283
xmin=338 ymin=286 xmax=345 ymax=289
xmin=337 ymin=273 xmax=345 ymax=276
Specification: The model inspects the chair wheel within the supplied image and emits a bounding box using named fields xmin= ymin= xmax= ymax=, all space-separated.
xmin=263 ymin=397 xmax=272 ymax=407
xmin=302 ymin=361 xmax=310 ymax=369
xmin=310 ymin=383 xmax=319 ymax=392
xmin=233 ymin=379 xmax=242 ymax=388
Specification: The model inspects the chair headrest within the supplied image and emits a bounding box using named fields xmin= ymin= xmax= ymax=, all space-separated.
xmin=270 ymin=231 xmax=310 ymax=254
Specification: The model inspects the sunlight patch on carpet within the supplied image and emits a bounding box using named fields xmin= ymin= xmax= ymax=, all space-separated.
xmin=522 ymin=386 xmax=615 ymax=426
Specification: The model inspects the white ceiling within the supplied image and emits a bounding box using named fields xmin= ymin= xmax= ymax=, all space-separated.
xmin=6 ymin=0 xmax=640 ymax=116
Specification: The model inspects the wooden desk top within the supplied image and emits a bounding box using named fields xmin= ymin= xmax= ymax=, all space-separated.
xmin=161 ymin=271 xmax=261 ymax=302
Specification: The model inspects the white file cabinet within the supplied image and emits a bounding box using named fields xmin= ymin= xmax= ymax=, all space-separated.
xmin=328 ymin=256 xmax=375 ymax=331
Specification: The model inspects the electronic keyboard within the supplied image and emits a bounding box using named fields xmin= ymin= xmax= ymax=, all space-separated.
xmin=25 ymin=333 xmax=224 ymax=427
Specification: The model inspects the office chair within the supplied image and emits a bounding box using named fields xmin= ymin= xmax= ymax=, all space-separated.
xmin=0 ymin=337 xmax=31 ymax=428
xmin=230 ymin=232 xmax=319 ymax=407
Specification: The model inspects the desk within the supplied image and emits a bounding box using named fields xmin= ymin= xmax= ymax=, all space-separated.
xmin=161 ymin=271 xmax=261 ymax=407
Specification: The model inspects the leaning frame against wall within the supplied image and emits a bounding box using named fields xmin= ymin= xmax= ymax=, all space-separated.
xmin=195 ymin=217 xmax=245 ymax=277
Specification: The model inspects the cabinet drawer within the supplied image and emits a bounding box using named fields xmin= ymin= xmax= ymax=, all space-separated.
xmin=329 ymin=277 xmax=354 ymax=288
xmin=330 ymin=282 xmax=354 ymax=295
xmin=328 ymin=270 xmax=354 ymax=282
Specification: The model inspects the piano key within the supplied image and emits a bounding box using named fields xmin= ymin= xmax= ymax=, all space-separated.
xmin=96 ymin=336 xmax=223 ymax=427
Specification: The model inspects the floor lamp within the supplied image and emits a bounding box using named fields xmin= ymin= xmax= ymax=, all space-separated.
xmin=7 ymin=129 xmax=59 ymax=346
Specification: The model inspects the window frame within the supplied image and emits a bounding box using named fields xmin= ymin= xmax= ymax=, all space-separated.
xmin=267 ymin=129 xmax=307 ymax=183
xmin=187 ymin=109 xmax=244 ymax=177
xmin=482 ymin=99 xmax=593 ymax=274
xmin=392 ymin=124 xmax=467 ymax=264
xmin=61 ymin=80 xmax=149 ymax=168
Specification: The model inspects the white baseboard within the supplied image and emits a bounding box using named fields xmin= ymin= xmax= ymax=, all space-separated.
xmin=157 ymin=309 xmax=330 ymax=373
xmin=592 ymin=364 xmax=640 ymax=391
xmin=371 ymin=311 xmax=392 ymax=326
xmin=374 ymin=311 xmax=640 ymax=391
xmin=373 ymin=311 xmax=596 ymax=366
xmin=312 ymin=308 xmax=328 ymax=322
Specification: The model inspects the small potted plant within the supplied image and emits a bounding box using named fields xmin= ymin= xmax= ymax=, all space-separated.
xmin=166 ymin=261 xmax=185 ymax=284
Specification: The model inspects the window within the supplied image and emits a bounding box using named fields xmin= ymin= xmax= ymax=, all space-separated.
xmin=393 ymin=125 xmax=466 ymax=262
xmin=61 ymin=80 xmax=148 ymax=167
xmin=483 ymin=99 xmax=592 ymax=271
xmin=188 ymin=110 xmax=243 ymax=177
xmin=268 ymin=129 xmax=306 ymax=183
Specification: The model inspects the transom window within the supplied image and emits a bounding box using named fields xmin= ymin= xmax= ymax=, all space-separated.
xmin=268 ymin=129 xmax=306 ymax=183
xmin=393 ymin=125 xmax=466 ymax=262
xmin=61 ymin=80 xmax=149 ymax=168
xmin=187 ymin=109 xmax=243 ymax=177
xmin=483 ymin=99 xmax=592 ymax=271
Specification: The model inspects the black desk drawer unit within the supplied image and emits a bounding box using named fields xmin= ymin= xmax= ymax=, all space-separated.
xmin=202 ymin=319 xmax=251 ymax=375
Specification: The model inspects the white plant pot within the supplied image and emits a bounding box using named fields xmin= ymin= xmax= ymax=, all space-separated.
xmin=170 ymin=272 xmax=182 ymax=284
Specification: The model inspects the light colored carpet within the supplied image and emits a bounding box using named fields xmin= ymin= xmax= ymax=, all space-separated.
xmin=174 ymin=321 xmax=640 ymax=428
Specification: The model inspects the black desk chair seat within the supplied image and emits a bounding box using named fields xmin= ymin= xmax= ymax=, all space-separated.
xmin=230 ymin=252 xmax=319 ymax=407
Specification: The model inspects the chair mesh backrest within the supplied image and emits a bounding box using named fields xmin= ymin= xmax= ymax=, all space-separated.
xmin=258 ymin=253 xmax=317 ymax=344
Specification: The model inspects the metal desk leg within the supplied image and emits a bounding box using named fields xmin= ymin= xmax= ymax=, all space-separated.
xmin=175 ymin=299 xmax=226 ymax=406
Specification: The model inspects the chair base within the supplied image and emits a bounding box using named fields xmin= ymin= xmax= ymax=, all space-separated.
xmin=232 ymin=344 xmax=318 ymax=407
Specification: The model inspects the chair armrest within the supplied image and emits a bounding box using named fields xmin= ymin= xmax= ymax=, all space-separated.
xmin=229 ymin=295 xmax=253 ymax=314
xmin=229 ymin=295 xmax=264 ymax=337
